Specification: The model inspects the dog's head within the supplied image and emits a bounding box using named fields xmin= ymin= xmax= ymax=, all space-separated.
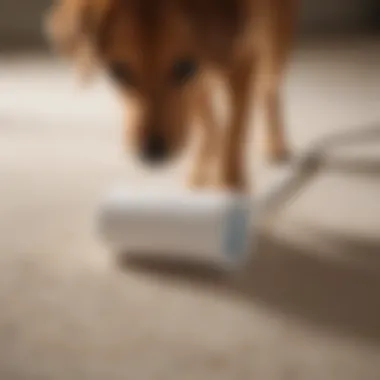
xmin=45 ymin=0 xmax=247 ymax=165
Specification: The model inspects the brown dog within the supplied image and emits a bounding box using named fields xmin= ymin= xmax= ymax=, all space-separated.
xmin=45 ymin=0 xmax=297 ymax=191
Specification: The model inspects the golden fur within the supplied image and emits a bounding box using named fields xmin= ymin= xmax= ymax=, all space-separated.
xmin=45 ymin=0 xmax=298 ymax=191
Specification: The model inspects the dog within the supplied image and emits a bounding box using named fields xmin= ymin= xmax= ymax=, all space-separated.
xmin=45 ymin=0 xmax=297 ymax=191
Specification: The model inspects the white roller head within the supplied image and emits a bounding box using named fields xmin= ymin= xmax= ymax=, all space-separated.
xmin=96 ymin=155 xmax=316 ymax=270
xmin=97 ymin=186 xmax=254 ymax=269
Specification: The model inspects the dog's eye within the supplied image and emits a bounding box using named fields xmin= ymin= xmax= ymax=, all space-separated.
xmin=172 ymin=59 xmax=198 ymax=85
xmin=108 ymin=62 xmax=135 ymax=87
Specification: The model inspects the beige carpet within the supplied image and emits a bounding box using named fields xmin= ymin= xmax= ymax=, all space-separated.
xmin=0 ymin=37 xmax=380 ymax=379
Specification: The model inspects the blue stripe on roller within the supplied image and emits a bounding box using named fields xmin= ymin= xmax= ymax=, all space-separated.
xmin=223 ymin=202 xmax=250 ymax=262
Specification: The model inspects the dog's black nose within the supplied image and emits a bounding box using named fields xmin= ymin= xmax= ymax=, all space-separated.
xmin=141 ymin=133 xmax=168 ymax=164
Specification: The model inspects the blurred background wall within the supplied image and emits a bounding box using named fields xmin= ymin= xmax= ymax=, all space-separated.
xmin=0 ymin=0 xmax=379 ymax=50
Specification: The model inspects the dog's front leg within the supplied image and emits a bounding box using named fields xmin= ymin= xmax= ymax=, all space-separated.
xmin=187 ymin=82 xmax=219 ymax=188
xmin=216 ymin=55 xmax=256 ymax=191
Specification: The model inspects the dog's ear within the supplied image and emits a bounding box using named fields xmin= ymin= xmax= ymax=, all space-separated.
xmin=44 ymin=0 xmax=111 ymax=83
